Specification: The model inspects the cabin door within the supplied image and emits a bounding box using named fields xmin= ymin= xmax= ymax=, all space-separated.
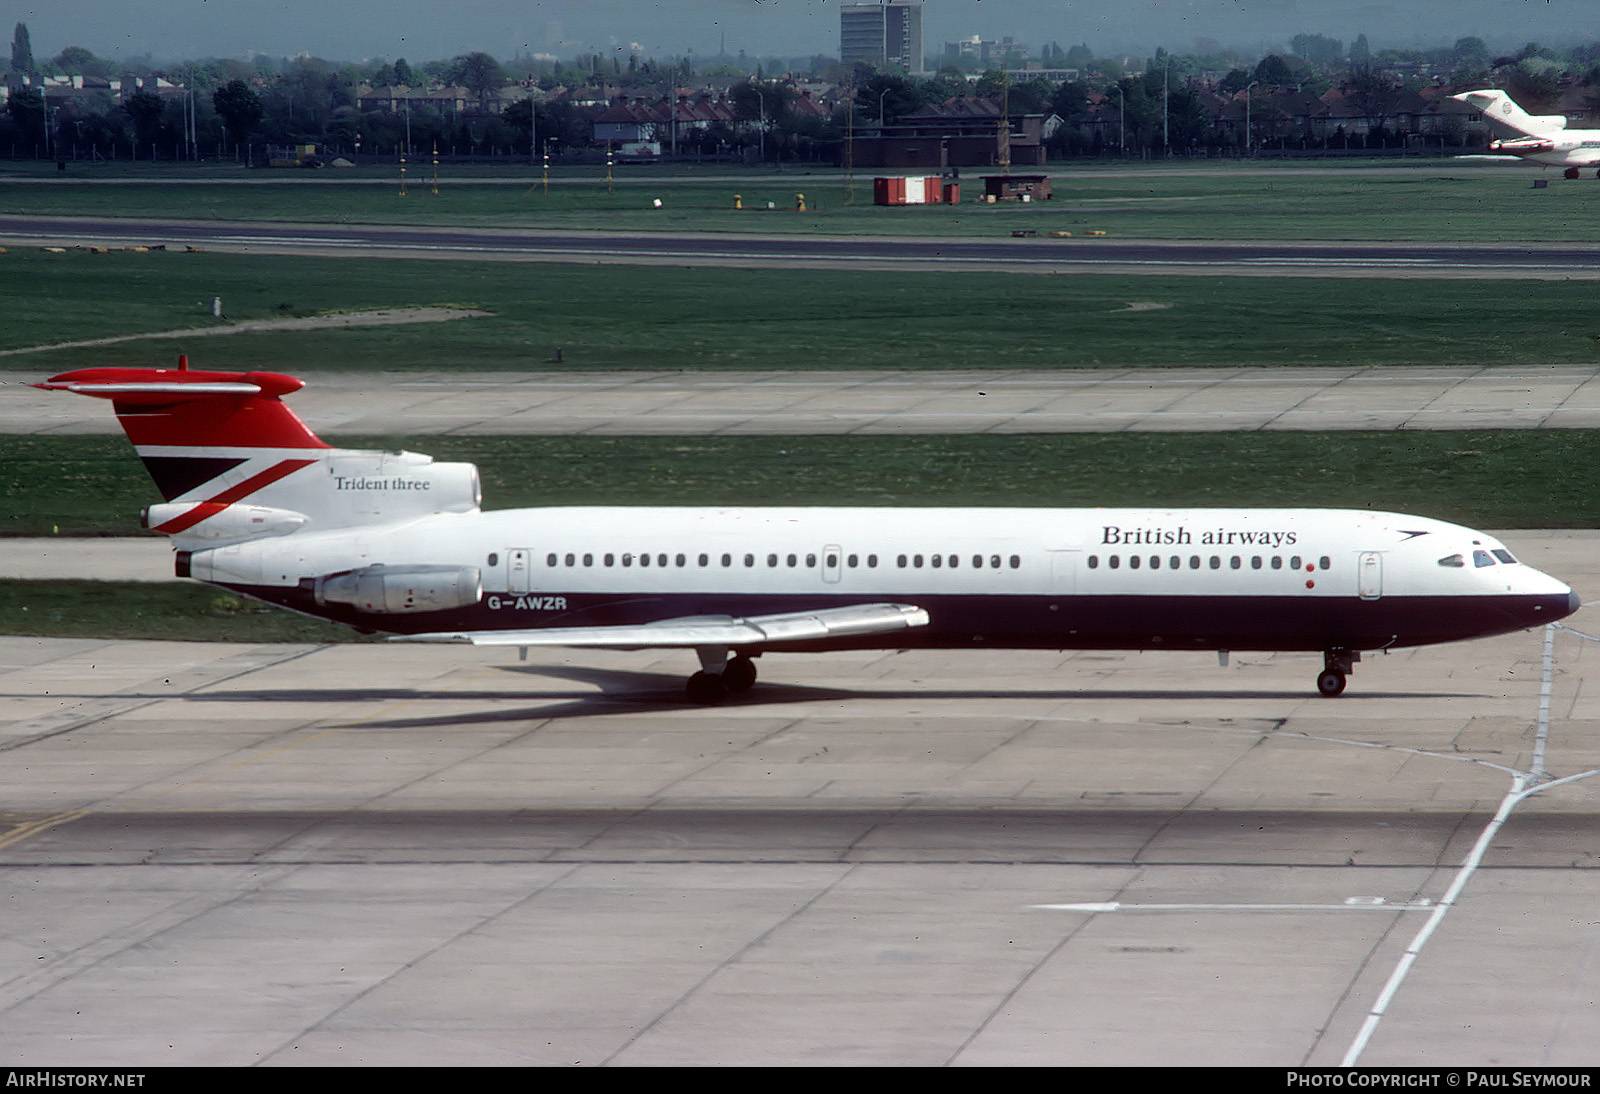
xmin=1049 ymin=550 xmax=1077 ymax=595
xmin=508 ymin=548 xmax=532 ymax=594
xmin=1358 ymin=552 xmax=1382 ymax=600
xmin=821 ymin=545 xmax=843 ymax=584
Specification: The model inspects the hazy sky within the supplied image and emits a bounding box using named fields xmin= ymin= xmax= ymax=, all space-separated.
xmin=6 ymin=1 xmax=1595 ymax=65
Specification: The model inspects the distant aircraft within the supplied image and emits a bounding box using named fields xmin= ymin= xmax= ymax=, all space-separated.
xmin=1451 ymin=89 xmax=1600 ymax=178
xmin=38 ymin=363 xmax=1578 ymax=701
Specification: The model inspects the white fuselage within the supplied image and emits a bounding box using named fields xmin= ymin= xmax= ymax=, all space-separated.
xmin=187 ymin=504 xmax=1575 ymax=654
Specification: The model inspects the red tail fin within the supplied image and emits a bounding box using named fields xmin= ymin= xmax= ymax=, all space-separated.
xmin=35 ymin=366 xmax=330 ymax=450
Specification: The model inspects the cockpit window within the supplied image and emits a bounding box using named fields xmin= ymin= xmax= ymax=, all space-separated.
xmin=1437 ymin=554 xmax=1465 ymax=568
xmin=1492 ymin=549 xmax=1518 ymax=564
xmin=1473 ymin=550 xmax=1496 ymax=568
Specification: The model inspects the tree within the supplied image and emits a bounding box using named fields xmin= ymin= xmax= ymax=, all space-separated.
xmin=393 ymin=57 xmax=414 ymax=87
xmin=450 ymin=51 xmax=504 ymax=105
xmin=12 ymin=22 xmax=34 ymax=73
xmin=1451 ymin=37 xmax=1491 ymax=75
xmin=1253 ymin=54 xmax=1297 ymax=88
xmin=213 ymin=79 xmax=263 ymax=146
xmin=121 ymin=89 xmax=166 ymax=146
xmin=1349 ymin=34 xmax=1372 ymax=72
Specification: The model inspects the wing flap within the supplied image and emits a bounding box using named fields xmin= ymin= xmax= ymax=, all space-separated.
xmin=393 ymin=602 xmax=929 ymax=650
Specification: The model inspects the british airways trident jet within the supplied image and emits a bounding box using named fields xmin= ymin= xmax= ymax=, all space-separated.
xmin=37 ymin=363 xmax=1578 ymax=702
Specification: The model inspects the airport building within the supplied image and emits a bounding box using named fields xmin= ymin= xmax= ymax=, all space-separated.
xmin=840 ymin=2 xmax=925 ymax=75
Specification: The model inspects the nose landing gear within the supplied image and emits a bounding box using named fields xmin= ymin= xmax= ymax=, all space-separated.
xmin=1317 ymin=648 xmax=1360 ymax=697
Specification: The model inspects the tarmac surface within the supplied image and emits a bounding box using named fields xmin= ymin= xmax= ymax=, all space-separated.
xmin=3 ymin=215 xmax=1600 ymax=278
xmin=1 ymin=531 xmax=1598 ymax=1066
xmin=10 ymin=364 xmax=1600 ymax=435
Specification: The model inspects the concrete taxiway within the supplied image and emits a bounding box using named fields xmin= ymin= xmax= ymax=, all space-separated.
xmin=1 ymin=531 xmax=1597 ymax=1066
xmin=9 ymin=364 xmax=1600 ymax=435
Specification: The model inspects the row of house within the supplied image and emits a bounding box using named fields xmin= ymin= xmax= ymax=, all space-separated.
xmin=0 ymin=72 xmax=187 ymax=108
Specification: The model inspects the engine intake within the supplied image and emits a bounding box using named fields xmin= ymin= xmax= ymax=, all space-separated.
xmin=315 ymin=564 xmax=482 ymax=615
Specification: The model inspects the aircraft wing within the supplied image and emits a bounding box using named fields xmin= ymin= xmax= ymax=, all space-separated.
xmin=393 ymin=602 xmax=930 ymax=649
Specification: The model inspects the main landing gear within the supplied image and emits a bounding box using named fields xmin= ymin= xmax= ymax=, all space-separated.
xmin=1316 ymin=648 xmax=1361 ymax=698
xmin=685 ymin=647 xmax=759 ymax=704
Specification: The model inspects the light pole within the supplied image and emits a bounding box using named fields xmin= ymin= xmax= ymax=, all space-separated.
xmin=878 ymin=88 xmax=889 ymax=127
xmin=755 ymin=86 xmax=766 ymax=162
xmin=1245 ymin=81 xmax=1258 ymax=155
xmin=1116 ymin=85 xmax=1124 ymax=155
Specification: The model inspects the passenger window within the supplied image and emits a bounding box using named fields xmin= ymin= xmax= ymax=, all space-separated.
xmin=584 ymin=554 xmax=593 ymax=567
xmin=566 ymin=553 xmax=576 ymax=567
xmin=1473 ymin=550 xmax=1495 ymax=568
xmin=847 ymin=554 xmax=858 ymax=568
xmin=1009 ymin=555 xmax=1020 ymax=569
xmin=1230 ymin=556 xmax=1241 ymax=570
xmin=1319 ymin=556 xmax=1330 ymax=570
xmin=488 ymin=552 xmax=499 ymax=567
xmin=1290 ymin=555 xmax=1302 ymax=571
xmin=1149 ymin=555 xmax=1159 ymax=570
xmin=604 ymin=553 xmax=615 ymax=567
xmin=640 ymin=553 xmax=650 ymax=567
xmin=1210 ymin=556 xmax=1221 ymax=570
xmin=1271 ymin=556 xmax=1282 ymax=570
xmin=808 ymin=553 xmax=818 ymax=568
xmin=1438 ymin=554 xmax=1465 ymax=568
xmin=1109 ymin=555 xmax=1120 ymax=569
xmin=897 ymin=554 xmax=907 ymax=568
xmin=972 ymin=555 xmax=983 ymax=569
xmin=768 ymin=553 xmax=778 ymax=567
xmin=868 ymin=554 xmax=878 ymax=568
xmin=676 ymin=554 xmax=687 ymax=567
xmin=990 ymin=555 xmax=1002 ymax=569
xmin=1088 ymin=555 xmax=1099 ymax=569
xmin=913 ymin=554 xmax=924 ymax=568
xmin=932 ymin=554 xmax=943 ymax=568
xmin=546 ymin=553 xmax=557 ymax=567
xmin=1169 ymin=556 xmax=1180 ymax=570
xmin=1189 ymin=556 xmax=1200 ymax=569
xmin=622 ymin=553 xmax=633 ymax=567
xmin=1129 ymin=555 xmax=1140 ymax=569
xmin=787 ymin=554 xmax=798 ymax=567
xmin=1251 ymin=556 xmax=1262 ymax=570
xmin=744 ymin=553 xmax=754 ymax=568
xmin=948 ymin=555 xmax=958 ymax=568
xmin=658 ymin=554 xmax=668 ymax=567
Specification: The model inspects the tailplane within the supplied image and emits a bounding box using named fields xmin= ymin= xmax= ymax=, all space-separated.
xmin=1451 ymin=89 xmax=1568 ymax=137
xmin=37 ymin=360 xmax=480 ymax=548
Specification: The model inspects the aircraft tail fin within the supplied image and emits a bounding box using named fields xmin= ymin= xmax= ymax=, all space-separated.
xmin=36 ymin=359 xmax=480 ymax=547
xmin=1452 ymin=89 xmax=1568 ymax=136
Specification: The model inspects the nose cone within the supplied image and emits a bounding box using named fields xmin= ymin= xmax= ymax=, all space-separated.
xmin=1567 ymin=590 xmax=1581 ymax=618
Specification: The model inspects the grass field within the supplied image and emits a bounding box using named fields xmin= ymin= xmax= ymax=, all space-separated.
xmin=5 ymin=248 xmax=1600 ymax=371
xmin=0 ymin=579 xmax=378 ymax=642
xmin=2 ymin=159 xmax=1596 ymax=241
xmin=8 ymin=430 xmax=1600 ymax=538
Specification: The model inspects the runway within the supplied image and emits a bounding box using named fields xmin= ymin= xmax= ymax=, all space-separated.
xmin=9 ymin=364 xmax=1600 ymax=435
xmin=1 ymin=532 xmax=1597 ymax=1065
xmin=3 ymin=214 xmax=1599 ymax=277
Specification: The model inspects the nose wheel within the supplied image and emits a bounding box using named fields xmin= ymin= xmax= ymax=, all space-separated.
xmin=1316 ymin=648 xmax=1360 ymax=697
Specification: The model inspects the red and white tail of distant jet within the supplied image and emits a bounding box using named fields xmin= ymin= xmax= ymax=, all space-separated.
xmin=37 ymin=361 xmax=1579 ymax=702
xmin=1452 ymin=89 xmax=1600 ymax=178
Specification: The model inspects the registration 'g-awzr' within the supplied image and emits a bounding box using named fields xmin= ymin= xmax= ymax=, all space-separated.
xmin=38 ymin=364 xmax=1579 ymax=701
